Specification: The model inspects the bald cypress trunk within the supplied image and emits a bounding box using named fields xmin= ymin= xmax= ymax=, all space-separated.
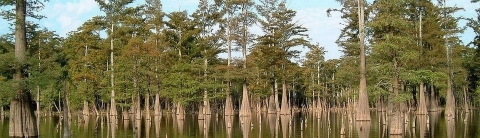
xmin=267 ymin=82 xmax=277 ymax=114
xmin=417 ymin=82 xmax=427 ymax=115
xmin=238 ymin=3 xmax=251 ymax=117
xmin=356 ymin=0 xmax=370 ymax=121
xmin=445 ymin=67 xmax=455 ymax=118
xmin=9 ymin=0 xmax=38 ymax=137
xmin=63 ymin=81 xmax=71 ymax=138
xmin=280 ymin=81 xmax=290 ymax=115
xmin=239 ymin=83 xmax=252 ymax=117
xmin=389 ymin=57 xmax=403 ymax=136
xmin=154 ymin=93 xmax=161 ymax=116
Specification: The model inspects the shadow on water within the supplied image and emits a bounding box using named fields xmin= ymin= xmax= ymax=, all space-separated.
xmin=1 ymin=110 xmax=480 ymax=138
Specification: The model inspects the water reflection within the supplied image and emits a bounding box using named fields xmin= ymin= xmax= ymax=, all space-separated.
xmin=225 ymin=115 xmax=233 ymax=138
xmin=280 ymin=115 xmax=290 ymax=138
xmin=1 ymin=111 xmax=480 ymax=138
xmin=154 ymin=115 xmax=161 ymax=138
xmin=429 ymin=111 xmax=440 ymax=138
xmin=240 ymin=116 xmax=252 ymax=138
xmin=446 ymin=116 xmax=455 ymax=138
xmin=417 ymin=115 xmax=428 ymax=138
xmin=355 ymin=121 xmax=371 ymax=138
xmin=268 ymin=114 xmax=278 ymax=137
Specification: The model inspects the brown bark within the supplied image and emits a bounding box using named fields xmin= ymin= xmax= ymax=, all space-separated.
xmin=135 ymin=93 xmax=141 ymax=121
xmin=198 ymin=105 xmax=205 ymax=120
xmin=83 ymin=100 xmax=89 ymax=116
xmin=417 ymin=82 xmax=427 ymax=115
xmin=280 ymin=81 xmax=290 ymax=115
xmin=239 ymin=83 xmax=251 ymax=116
xmin=356 ymin=0 xmax=370 ymax=121
xmin=428 ymin=85 xmax=438 ymax=112
xmin=389 ymin=57 xmax=403 ymax=136
xmin=36 ymin=86 xmax=40 ymax=117
xmin=176 ymin=102 xmax=185 ymax=120
xmin=110 ymin=23 xmax=118 ymax=117
xmin=274 ymin=80 xmax=279 ymax=112
xmin=224 ymin=89 xmax=234 ymax=116
xmin=145 ymin=92 xmax=151 ymax=120
xmin=63 ymin=82 xmax=71 ymax=138
xmin=203 ymin=91 xmax=211 ymax=115
xmin=154 ymin=93 xmax=161 ymax=116
xmin=445 ymin=72 xmax=455 ymax=118
xmin=9 ymin=96 xmax=38 ymax=137
xmin=463 ymin=86 xmax=470 ymax=113
xmin=9 ymin=0 xmax=38 ymax=137
xmin=267 ymin=92 xmax=277 ymax=114
xmin=1 ymin=106 xmax=4 ymax=117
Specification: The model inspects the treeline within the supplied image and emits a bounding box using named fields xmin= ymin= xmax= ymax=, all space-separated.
xmin=1 ymin=0 xmax=480 ymax=119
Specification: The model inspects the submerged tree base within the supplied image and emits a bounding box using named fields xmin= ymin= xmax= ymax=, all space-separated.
xmin=9 ymin=96 xmax=38 ymax=137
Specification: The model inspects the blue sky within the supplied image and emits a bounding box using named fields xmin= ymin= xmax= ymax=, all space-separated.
xmin=0 ymin=0 xmax=478 ymax=60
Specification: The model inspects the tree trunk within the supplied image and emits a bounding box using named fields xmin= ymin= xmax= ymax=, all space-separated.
xmin=1 ymin=106 xmax=4 ymax=117
xmin=110 ymin=23 xmax=118 ymax=117
xmin=198 ymin=104 xmax=205 ymax=120
xmin=176 ymin=102 xmax=185 ymax=120
xmin=154 ymin=93 xmax=161 ymax=116
xmin=36 ymin=86 xmax=40 ymax=117
xmin=463 ymin=86 xmax=469 ymax=113
xmin=239 ymin=83 xmax=251 ymax=117
xmin=225 ymin=16 xmax=234 ymax=116
xmin=63 ymin=81 xmax=71 ymax=138
xmin=9 ymin=0 xmax=38 ymax=137
xmin=445 ymin=71 xmax=455 ymax=118
xmin=274 ymin=80 xmax=279 ymax=112
xmin=428 ymin=85 xmax=438 ymax=112
xmin=83 ymin=100 xmax=90 ymax=116
xmin=268 ymin=83 xmax=277 ymax=114
xmin=9 ymin=96 xmax=38 ymax=137
xmin=238 ymin=1 xmax=251 ymax=117
xmin=280 ymin=81 xmax=290 ymax=115
xmin=145 ymin=92 xmax=151 ymax=120
xmin=135 ymin=93 xmax=141 ymax=121
xmin=417 ymin=82 xmax=427 ymax=115
xmin=356 ymin=0 xmax=370 ymax=121
xmin=203 ymin=58 xmax=211 ymax=116
xmin=224 ymin=87 xmax=234 ymax=116
xmin=389 ymin=57 xmax=403 ymax=136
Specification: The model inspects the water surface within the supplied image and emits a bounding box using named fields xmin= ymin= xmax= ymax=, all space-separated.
xmin=1 ymin=111 xmax=479 ymax=138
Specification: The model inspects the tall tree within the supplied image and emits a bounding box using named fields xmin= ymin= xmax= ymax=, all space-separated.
xmin=94 ymin=0 xmax=134 ymax=117
xmin=355 ymin=0 xmax=370 ymax=121
xmin=193 ymin=0 xmax=225 ymax=118
xmin=369 ymin=0 xmax=417 ymax=135
xmin=439 ymin=0 xmax=463 ymax=118
xmin=0 ymin=0 xmax=48 ymax=136
xmin=302 ymin=44 xmax=325 ymax=111
xmin=255 ymin=0 xmax=309 ymax=115
xmin=227 ymin=0 xmax=256 ymax=117
xmin=144 ymin=0 xmax=165 ymax=117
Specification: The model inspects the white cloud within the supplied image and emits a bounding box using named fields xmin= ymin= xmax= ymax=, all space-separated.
xmin=41 ymin=0 xmax=100 ymax=36
xmin=295 ymin=7 xmax=344 ymax=60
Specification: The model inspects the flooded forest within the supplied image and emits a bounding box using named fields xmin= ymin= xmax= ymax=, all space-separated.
xmin=1 ymin=0 xmax=480 ymax=137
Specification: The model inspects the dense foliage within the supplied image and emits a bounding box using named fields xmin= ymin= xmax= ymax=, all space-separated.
xmin=0 ymin=0 xmax=479 ymax=116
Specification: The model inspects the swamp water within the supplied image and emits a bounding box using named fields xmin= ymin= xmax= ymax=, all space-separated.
xmin=1 ymin=111 xmax=479 ymax=138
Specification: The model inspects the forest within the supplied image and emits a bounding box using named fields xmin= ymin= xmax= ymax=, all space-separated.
xmin=0 ymin=0 xmax=480 ymax=137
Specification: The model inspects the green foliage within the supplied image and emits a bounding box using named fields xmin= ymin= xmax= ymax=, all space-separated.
xmin=1 ymin=0 xmax=478 ymax=113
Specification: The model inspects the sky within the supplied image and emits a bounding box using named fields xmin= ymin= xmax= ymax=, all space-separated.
xmin=0 ymin=0 xmax=478 ymax=60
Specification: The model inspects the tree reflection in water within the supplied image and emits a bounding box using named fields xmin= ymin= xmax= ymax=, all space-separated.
xmin=1 ymin=111 xmax=479 ymax=138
